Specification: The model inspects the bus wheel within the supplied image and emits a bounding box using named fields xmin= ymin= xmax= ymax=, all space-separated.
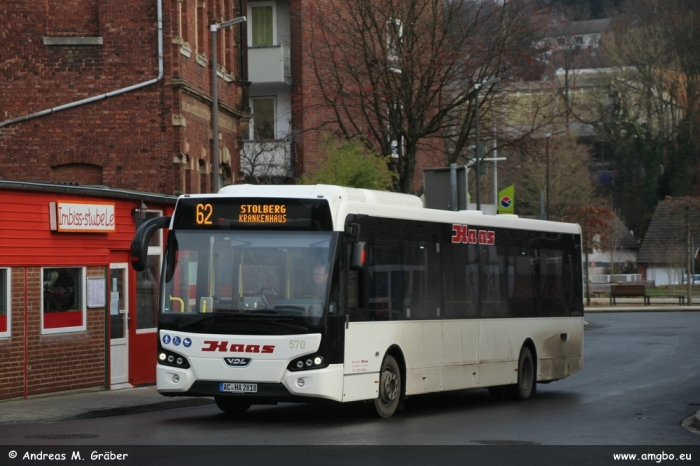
xmin=508 ymin=346 xmax=536 ymax=400
xmin=374 ymin=355 xmax=401 ymax=418
xmin=215 ymin=396 xmax=252 ymax=415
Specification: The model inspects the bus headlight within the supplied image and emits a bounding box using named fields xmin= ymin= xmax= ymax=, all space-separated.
xmin=288 ymin=354 xmax=326 ymax=372
xmin=158 ymin=348 xmax=190 ymax=369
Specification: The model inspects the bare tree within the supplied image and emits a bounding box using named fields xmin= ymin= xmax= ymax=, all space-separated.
xmin=599 ymin=213 xmax=638 ymax=277
xmin=303 ymin=0 xmax=548 ymax=193
xmin=240 ymin=129 xmax=295 ymax=185
xmin=565 ymin=205 xmax=614 ymax=305
xmin=668 ymin=196 xmax=700 ymax=304
xmin=515 ymin=134 xmax=599 ymax=219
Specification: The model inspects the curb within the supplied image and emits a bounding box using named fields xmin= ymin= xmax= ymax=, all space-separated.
xmin=585 ymin=307 xmax=700 ymax=313
xmin=682 ymin=410 xmax=700 ymax=435
xmin=64 ymin=397 xmax=216 ymax=421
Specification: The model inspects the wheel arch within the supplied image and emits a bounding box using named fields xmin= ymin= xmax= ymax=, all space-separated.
xmin=384 ymin=344 xmax=406 ymax=396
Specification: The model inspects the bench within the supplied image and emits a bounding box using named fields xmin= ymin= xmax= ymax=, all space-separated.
xmin=650 ymin=293 xmax=686 ymax=305
xmin=588 ymin=282 xmax=611 ymax=297
xmin=610 ymin=284 xmax=649 ymax=305
xmin=610 ymin=285 xmax=687 ymax=305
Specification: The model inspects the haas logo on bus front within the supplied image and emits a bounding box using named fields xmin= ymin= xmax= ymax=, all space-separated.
xmin=452 ymin=224 xmax=495 ymax=246
xmin=202 ymin=341 xmax=276 ymax=353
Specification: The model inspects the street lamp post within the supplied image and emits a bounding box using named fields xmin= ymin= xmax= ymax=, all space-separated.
xmin=474 ymin=77 xmax=500 ymax=210
xmin=545 ymin=133 xmax=550 ymax=220
xmin=482 ymin=157 xmax=507 ymax=205
xmin=544 ymin=129 xmax=565 ymax=220
xmin=211 ymin=16 xmax=246 ymax=193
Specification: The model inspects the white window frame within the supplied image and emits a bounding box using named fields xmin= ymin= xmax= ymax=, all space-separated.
xmin=0 ymin=268 xmax=10 ymax=338
xmin=387 ymin=18 xmax=403 ymax=73
xmin=247 ymin=1 xmax=277 ymax=47
xmin=41 ymin=266 xmax=87 ymax=335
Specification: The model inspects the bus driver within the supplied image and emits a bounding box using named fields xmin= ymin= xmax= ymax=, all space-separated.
xmin=304 ymin=263 xmax=328 ymax=299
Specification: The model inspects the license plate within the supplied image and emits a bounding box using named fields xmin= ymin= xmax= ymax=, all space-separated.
xmin=219 ymin=383 xmax=257 ymax=393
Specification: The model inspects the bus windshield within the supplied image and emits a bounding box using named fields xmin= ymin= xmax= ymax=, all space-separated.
xmin=162 ymin=230 xmax=336 ymax=323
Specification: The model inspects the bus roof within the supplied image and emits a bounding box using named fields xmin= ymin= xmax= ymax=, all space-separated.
xmin=217 ymin=184 xmax=423 ymax=208
xmin=187 ymin=184 xmax=580 ymax=235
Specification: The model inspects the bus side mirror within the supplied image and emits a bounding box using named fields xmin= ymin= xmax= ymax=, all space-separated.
xmin=350 ymin=241 xmax=367 ymax=271
xmin=345 ymin=222 xmax=361 ymax=243
xmin=130 ymin=216 xmax=171 ymax=271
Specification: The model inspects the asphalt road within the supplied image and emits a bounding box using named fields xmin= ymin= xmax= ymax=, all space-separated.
xmin=0 ymin=312 xmax=697 ymax=465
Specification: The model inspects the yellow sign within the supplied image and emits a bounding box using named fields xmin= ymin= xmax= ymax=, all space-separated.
xmin=195 ymin=203 xmax=213 ymax=225
xmin=239 ymin=204 xmax=287 ymax=223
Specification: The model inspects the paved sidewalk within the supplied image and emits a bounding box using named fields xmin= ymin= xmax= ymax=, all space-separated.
xmin=584 ymin=297 xmax=700 ymax=312
xmin=0 ymin=385 xmax=214 ymax=424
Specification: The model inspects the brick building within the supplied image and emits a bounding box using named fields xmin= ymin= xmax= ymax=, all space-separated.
xmin=0 ymin=0 xmax=249 ymax=399
xmin=0 ymin=0 xmax=250 ymax=195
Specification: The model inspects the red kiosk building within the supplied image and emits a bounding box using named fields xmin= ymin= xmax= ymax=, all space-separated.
xmin=0 ymin=181 xmax=176 ymax=400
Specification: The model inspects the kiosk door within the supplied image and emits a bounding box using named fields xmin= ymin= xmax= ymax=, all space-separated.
xmin=110 ymin=263 xmax=129 ymax=387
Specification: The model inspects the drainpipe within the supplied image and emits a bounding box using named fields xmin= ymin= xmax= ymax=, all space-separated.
xmin=0 ymin=0 xmax=164 ymax=129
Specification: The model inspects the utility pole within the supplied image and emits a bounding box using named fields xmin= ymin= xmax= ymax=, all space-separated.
xmin=473 ymin=77 xmax=500 ymax=210
xmin=211 ymin=16 xmax=246 ymax=192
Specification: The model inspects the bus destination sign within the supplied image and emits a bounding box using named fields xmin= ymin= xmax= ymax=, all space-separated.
xmin=195 ymin=203 xmax=288 ymax=225
xmin=177 ymin=197 xmax=332 ymax=231
xmin=238 ymin=204 xmax=287 ymax=224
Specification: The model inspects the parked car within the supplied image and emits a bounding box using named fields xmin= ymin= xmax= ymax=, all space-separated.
xmin=681 ymin=274 xmax=700 ymax=284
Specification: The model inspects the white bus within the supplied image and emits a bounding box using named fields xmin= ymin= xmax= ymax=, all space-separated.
xmin=131 ymin=184 xmax=584 ymax=418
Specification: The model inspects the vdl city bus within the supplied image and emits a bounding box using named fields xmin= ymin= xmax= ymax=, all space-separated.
xmin=131 ymin=184 xmax=584 ymax=418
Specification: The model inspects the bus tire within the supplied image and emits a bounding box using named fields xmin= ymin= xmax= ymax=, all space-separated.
xmin=508 ymin=346 xmax=536 ymax=400
xmin=215 ymin=396 xmax=252 ymax=415
xmin=374 ymin=355 xmax=402 ymax=418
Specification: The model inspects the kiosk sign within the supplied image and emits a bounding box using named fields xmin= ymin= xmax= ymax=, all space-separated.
xmin=50 ymin=201 xmax=116 ymax=233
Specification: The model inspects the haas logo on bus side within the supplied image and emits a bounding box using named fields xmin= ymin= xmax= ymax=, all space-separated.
xmin=202 ymin=341 xmax=275 ymax=353
xmin=451 ymin=224 xmax=495 ymax=245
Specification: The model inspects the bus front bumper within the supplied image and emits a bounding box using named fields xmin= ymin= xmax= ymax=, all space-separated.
xmin=156 ymin=363 xmax=345 ymax=402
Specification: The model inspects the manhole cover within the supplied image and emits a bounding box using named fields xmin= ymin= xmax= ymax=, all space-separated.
xmin=26 ymin=434 xmax=99 ymax=440
xmin=471 ymin=440 xmax=540 ymax=445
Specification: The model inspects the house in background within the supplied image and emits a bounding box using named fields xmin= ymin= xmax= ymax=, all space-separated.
xmin=637 ymin=198 xmax=700 ymax=286
xmin=588 ymin=215 xmax=640 ymax=280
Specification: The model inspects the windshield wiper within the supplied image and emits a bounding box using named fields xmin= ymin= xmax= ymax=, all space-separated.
xmin=265 ymin=321 xmax=308 ymax=332
xmin=178 ymin=312 xmax=236 ymax=330
xmin=177 ymin=311 xmax=308 ymax=333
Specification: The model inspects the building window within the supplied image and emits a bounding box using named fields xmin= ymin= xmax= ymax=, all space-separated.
xmin=249 ymin=3 xmax=275 ymax=47
xmin=135 ymin=212 xmax=163 ymax=332
xmin=252 ymin=97 xmax=275 ymax=140
xmin=42 ymin=267 xmax=86 ymax=334
xmin=252 ymin=97 xmax=276 ymax=139
xmin=387 ymin=18 xmax=403 ymax=73
xmin=196 ymin=0 xmax=207 ymax=56
xmin=0 ymin=269 xmax=9 ymax=337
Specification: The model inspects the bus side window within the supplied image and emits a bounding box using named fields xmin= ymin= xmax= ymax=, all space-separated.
xmin=347 ymin=269 xmax=359 ymax=309
xmin=346 ymin=247 xmax=368 ymax=322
